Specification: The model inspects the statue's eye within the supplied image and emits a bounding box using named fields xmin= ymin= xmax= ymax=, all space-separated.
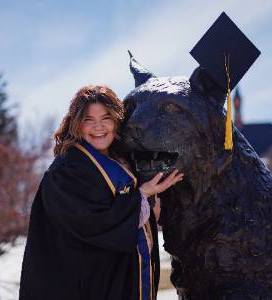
xmin=160 ymin=103 xmax=182 ymax=113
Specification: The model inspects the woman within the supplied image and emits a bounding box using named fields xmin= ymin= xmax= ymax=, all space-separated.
xmin=19 ymin=85 xmax=183 ymax=300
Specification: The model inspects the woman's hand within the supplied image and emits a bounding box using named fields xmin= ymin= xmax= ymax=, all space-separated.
xmin=139 ymin=169 xmax=184 ymax=198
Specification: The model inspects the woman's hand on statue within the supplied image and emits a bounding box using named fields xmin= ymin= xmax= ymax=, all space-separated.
xmin=139 ymin=169 xmax=184 ymax=198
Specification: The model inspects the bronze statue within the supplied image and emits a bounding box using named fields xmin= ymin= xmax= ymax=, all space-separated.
xmin=123 ymin=51 xmax=272 ymax=299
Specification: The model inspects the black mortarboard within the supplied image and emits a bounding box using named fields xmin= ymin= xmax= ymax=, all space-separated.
xmin=190 ymin=12 xmax=261 ymax=92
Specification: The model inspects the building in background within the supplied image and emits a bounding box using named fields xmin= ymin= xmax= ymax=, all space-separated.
xmin=233 ymin=88 xmax=272 ymax=167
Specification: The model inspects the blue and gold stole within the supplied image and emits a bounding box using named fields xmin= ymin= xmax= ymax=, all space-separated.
xmin=75 ymin=140 xmax=154 ymax=300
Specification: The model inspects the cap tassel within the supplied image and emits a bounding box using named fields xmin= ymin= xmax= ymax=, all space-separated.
xmin=224 ymin=54 xmax=233 ymax=151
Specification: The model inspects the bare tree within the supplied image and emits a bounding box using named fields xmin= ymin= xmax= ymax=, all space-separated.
xmin=0 ymin=118 xmax=54 ymax=254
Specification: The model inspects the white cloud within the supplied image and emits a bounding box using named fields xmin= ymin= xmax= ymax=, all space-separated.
xmin=11 ymin=0 xmax=272 ymax=131
xmin=32 ymin=24 xmax=92 ymax=51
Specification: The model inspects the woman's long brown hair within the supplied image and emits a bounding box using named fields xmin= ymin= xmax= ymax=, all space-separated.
xmin=54 ymin=85 xmax=124 ymax=156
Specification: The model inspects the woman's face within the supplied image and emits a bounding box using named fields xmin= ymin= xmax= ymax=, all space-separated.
xmin=80 ymin=103 xmax=116 ymax=155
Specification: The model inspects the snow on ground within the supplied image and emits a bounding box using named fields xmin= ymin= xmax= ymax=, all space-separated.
xmin=0 ymin=237 xmax=25 ymax=300
xmin=158 ymin=231 xmax=172 ymax=270
xmin=158 ymin=288 xmax=178 ymax=300
xmin=0 ymin=233 xmax=176 ymax=300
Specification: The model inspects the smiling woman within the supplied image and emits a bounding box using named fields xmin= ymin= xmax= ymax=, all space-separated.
xmin=54 ymin=85 xmax=124 ymax=157
xmin=80 ymin=103 xmax=116 ymax=155
xmin=19 ymin=84 xmax=183 ymax=300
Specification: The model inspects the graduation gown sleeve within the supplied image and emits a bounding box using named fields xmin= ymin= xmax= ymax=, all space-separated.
xmin=42 ymin=157 xmax=141 ymax=253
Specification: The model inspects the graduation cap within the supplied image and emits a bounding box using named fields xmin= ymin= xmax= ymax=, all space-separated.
xmin=190 ymin=12 xmax=261 ymax=150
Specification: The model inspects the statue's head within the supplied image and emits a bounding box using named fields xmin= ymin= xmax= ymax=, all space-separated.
xmin=123 ymin=52 xmax=233 ymax=201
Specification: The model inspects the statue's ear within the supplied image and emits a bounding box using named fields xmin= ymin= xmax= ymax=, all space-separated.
xmin=128 ymin=50 xmax=156 ymax=87
xmin=189 ymin=67 xmax=226 ymax=106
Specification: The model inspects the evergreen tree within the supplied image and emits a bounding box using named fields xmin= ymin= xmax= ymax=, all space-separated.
xmin=0 ymin=73 xmax=17 ymax=145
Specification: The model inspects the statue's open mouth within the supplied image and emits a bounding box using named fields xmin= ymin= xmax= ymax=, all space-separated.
xmin=130 ymin=151 xmax=179 ymax=177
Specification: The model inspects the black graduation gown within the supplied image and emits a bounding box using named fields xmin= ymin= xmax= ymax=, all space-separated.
xmin=19 ymin=146 xmax=160 ymax=300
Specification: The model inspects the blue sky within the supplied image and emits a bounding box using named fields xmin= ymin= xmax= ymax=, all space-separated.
xmin=1 ymin=0 xmax=272 ymax=137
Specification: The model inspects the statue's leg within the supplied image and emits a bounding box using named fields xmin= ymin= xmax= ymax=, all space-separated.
xmin=177 ymin=288 xmax=189 ymax=300
xmin=219 ymin=294 xmax=253 ymax=300
xmin=217 ymin=291 xmax=272 ymax=300
xmin=176 ymin=290 xmax=272 ymax=300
